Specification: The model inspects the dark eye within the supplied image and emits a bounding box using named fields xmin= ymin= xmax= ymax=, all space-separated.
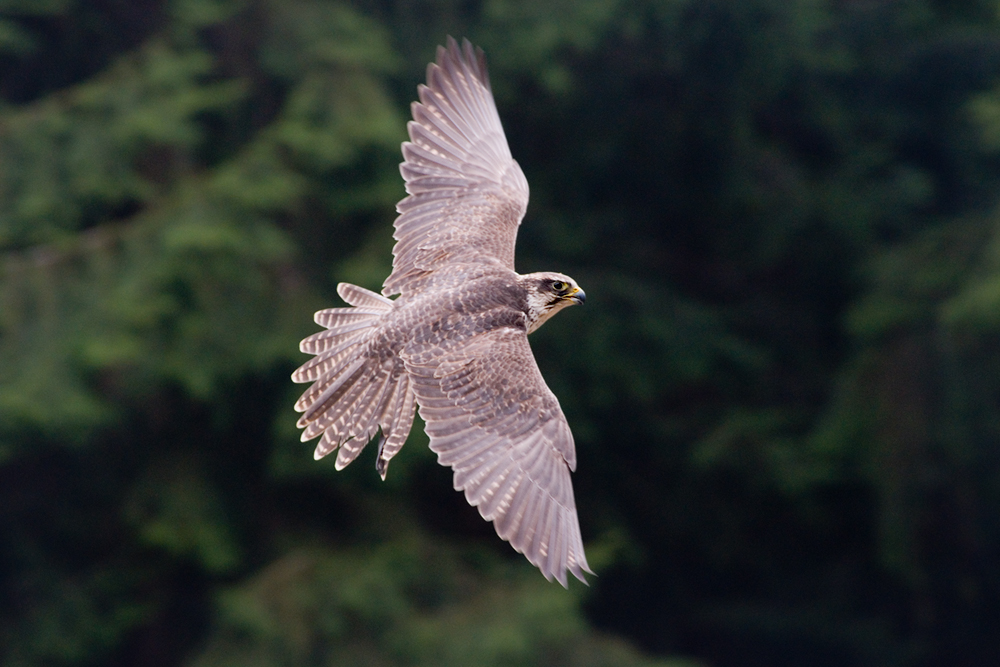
xmin=551 ymin=280 xmax=568 ymax=292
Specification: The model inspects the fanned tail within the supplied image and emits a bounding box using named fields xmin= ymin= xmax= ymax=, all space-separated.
xmin=292 ymin=283 xmax=416 ymax=473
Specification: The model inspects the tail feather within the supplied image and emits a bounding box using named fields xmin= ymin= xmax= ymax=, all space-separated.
xmin=313 ymin=363 xmax=389 ymax=446
xmin=374 ymin=372 xmax=410 ymax=478
xmin=347 ymin=367 xmax=398 ymax=440
xmin=314 ymin=308 xmax=387 ymax=328
xmin=291 ymin=336 xmax=366 ymax=383
xmin=375 ymin=368 xmax=409 ymax=438
xmin=309 ymin=371 xmax=379 ymax=457
xmin=335 ymin=369 xmax=397 ymax=470
xmin=296 ymin=357 xmax=367 ymax=423
xmin=337 ymin=282 xmax=393 ymax=309
xmin=375 ymin=376 xmax=417 ymax=479
xmin=299 ymin=320 xmax=379 ymax=354
xmin=293 ymin=282 xmax=416 ymax=471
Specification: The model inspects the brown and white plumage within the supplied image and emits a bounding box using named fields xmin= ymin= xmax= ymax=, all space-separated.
xmin=387 ymin=38 xmax=529 ymax=295
xmin=293 ymin=38 xmax=591 ymax=586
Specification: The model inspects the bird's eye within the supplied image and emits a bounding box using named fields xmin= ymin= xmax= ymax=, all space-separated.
xmin=551 ymin=280 xmax=568 ymax=292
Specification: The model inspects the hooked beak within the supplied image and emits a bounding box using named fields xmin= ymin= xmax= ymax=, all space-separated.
xmin=568 ymin=287 xmax=586 ymax=305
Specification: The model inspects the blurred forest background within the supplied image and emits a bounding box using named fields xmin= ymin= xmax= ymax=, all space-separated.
xmin=2 ymin=0 xmax=1000 ymax=665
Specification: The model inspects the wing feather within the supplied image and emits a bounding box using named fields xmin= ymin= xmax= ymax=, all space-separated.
xmin=294 ymin=39 xmax=586 ymax=587
xmin=403 ymin=325 xmax=591 ymax=586
xmin=385 ymin=37 xmax=529 ymax=296
xmin=511 ymin=479 xmax=543 ymax=547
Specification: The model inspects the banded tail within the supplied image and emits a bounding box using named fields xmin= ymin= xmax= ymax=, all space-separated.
xmin=292 ymin=283 xmax=416 ymax=478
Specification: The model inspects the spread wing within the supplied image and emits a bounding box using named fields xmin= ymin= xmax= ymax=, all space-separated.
xmin=403 ymin=325 xmax=591 ymax=586
xmin=384 ymin=37 xmax=530 ymax=297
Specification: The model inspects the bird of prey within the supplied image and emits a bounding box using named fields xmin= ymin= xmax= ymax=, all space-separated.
xmin=292 ymin=38 xmax=591 ymax=586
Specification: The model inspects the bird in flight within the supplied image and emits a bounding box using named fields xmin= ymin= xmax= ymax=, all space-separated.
xmin=292 ymin=37 xmax=591 ymax=586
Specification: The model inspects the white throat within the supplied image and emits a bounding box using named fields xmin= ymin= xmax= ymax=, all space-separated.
xmin=525 ymin=290 xmax=574 ymax=334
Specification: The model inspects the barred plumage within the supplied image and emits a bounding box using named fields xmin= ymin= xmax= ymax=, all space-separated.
xmin=293 ymin=38 xmax=590 ymax=586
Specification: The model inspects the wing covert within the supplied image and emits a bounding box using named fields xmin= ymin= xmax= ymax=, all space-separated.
xmin=384 ymin=37 xmax=530 ymax=297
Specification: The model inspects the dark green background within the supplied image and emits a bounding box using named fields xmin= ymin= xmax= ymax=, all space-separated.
xmin=2 ymin=1 xmax=999 ymax=665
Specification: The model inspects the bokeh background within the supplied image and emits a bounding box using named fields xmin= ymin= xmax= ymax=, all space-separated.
xmin=2 ymin=0 xmax=1000 ymax=665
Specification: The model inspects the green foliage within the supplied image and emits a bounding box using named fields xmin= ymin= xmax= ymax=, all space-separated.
xmin=190 ymin=536 xmax=696 ymax=667
xmin=2 ymin=566 xmax=152 ymax=666
xmin=0 ymin=0 xmax=404 ymax=446
xmin=125 ymin=452 xmax=242 ymax=574
xmin=3 ymin=0 xmax=1000 ymax=665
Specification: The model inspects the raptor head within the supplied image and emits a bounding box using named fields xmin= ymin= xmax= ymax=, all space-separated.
xmin=520 ymin=271 xmax=586 ymax=334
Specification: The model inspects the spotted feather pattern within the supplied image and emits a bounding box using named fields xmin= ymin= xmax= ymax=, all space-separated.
xmin=292 ymin=283 xmax=415 ymax=469
xmin=384 ymin=37 xmax=529 ymax=296
xmin=402 ymin=319 xmax=591 ymax=586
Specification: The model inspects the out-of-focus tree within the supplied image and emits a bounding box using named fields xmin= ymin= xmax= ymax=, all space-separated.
xmin=3 ymin=0 xmax=1000 ymax=666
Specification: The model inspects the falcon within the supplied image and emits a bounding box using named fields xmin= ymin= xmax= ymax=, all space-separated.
xmin=292 ymin=37 xmax=591 ymax=586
